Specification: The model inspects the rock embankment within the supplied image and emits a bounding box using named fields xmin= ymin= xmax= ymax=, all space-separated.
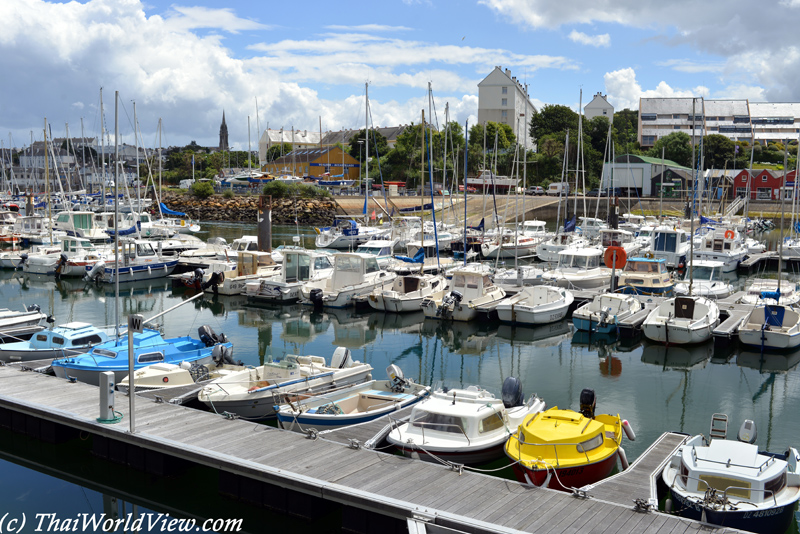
xmin=158 ymin=193 xmax=339 ymax=225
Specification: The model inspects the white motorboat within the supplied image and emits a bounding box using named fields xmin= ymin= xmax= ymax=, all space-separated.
xmin=641 ymin=296 xmax=720 ymax=345
xmin=738 ymin=304 xmax=800 ymax=350
xmin=617 ymin=257 xmax=674 ymax=296
xmin=495 ymin=285 xmax=573 ymax=325
xmin=674 ymin=260 xmax=733 ymax=299
xmin=200 ymin=251 xmax=281 ymax=295
xmin=245 ymin=249 xmax=333 ymax=304
xmin=197 ymin=347 xmax=373 ymax=420
xmin=386 ymin=378 xmax=546 ymax=465
xmin=51 ymin=210 xmax=112 ymax=242
xmin=315 ymin=218 xmax=389 ymax=249
xmin=301 ymin=252 xmax=396 ymax=309
xmin=420 ymin=264 xmax=505 ymax=322
xmin=540 ymin=248 xmax=612 ymax=289
xmin=355 ymin=239 xmax=397 ymax=270
xmin=492 ymin=266 xmax=547 ymax=291
xmin=691 ymin=227 xmax=747 ymax=272
xmin=739 ymin=279 xmax=800 ymax=306
xmin=535 ymin=233 xmax=589 ymax=263
xmin=599 ymin=228 xmax=642 ymax=258
xmin=481 ymin=233 xmax=541 ymax=260
xmin=577 ymin=216 xmax=607 ymax=239
xmin=22 ymin=237 xmax=107 ymax=277
xmin=465 ymin=169 xmax=519 ymax=192
xmin=572 ymin=294 xmax=642 ymax=334
xmin=662 ymin=417 xmax=800 ymax=534
xmin=367 ymin=273 xmax=447 ymax=313
xmin=275 ymin=364 xmax=430 ymax=432
xmin=0 ymin=305 xmax=47 ymax=340
xmin=648 ymin=226 xmax=691 ymax=268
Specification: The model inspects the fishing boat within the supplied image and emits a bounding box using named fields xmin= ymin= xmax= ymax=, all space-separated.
xmin=495 ymin=285 xmax=573 ymax=326
xmin=674 ymin=260 xmax=733 ymax=299
xmin=50 ymin=325 xmax=233 ymax=386
xmin=662 ymin=416 xmax=800 ymax=534
xmin=301 ymin=252 xmax=397 ymax=309
xmin=367 ymin=273 xmax=447 ymax=313
xmin=572 ymin=294 xmax=642 ymax=334
xmin=197 ymin=347 xmax=373 ymax=420
xmin=0 ymin=305 xmax=47 ymax=340
xmin=22 ymin=237 xmax=106 ymax=277
xmin=505 ymin=388 xmax=635 ymax=491
xmin=83 ymin=238 xmax=178 ymax=283
xmin=691 ymin=227 xmax=747 ymax=272
xmin=617 ymin=257 xmax=674 ymax=296
xmin=420 ymin=264 xmax=505 ymax=322
xmin=245 ymin=249 xmax=333 ymax=304
xmin=577 ymin=217 xmax=607 ymax=239
xmin=0 ymin=322 xmax=113 ymax=362
xmin=648 ymin=226 xmax=690 ymax=268
xmin=540 ymin=248 xmax=611 ymax=289
xmin=275 ymin=364 xmax=430 ymax=432
xmin=641 ymin=296 xmax=720 ymax=345
xmin=386 ymin=377 xmax=546 ymax=465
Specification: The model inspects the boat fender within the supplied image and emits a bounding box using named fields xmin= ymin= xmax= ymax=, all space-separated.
xmin=622 ymin=419 xmax=636 ymax=441
xmin=665 ymin=498 xmax=673 ymax=513
xmin=618 ymin=447 xmax=629 ymax=470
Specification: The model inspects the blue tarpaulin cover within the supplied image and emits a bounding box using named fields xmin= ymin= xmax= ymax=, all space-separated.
xmin=159 ymin=203 xmax=186 ymax=217
xmin=396 ymin=247 xmax=425 ymax=264
xmin=105 ymin=221 xmax=141 ymax=237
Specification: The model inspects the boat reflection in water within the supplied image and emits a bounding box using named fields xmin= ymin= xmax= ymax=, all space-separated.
xmin=640 ymin=340 xmax=713 ymax=370
xmin=736 ymin=346 xmax=800 ymax=374
xmin=421 ymin=318 xmax=498 ymax=355
xmin=571 ymin=330 xmax=624 ymax=377
xmin=496 ymin=320 xmax=571 ymax=347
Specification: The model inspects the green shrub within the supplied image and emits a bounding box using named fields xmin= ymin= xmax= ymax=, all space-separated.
xmin=191 ymin=181 xmax=214 ymax=198
xmin=222 ymin=189 xmax=235 ymax=199
xmin=261 ymin=181 xmax=331 ymax=199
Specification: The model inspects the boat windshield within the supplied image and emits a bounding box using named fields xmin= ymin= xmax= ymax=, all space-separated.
xmin=625 ymin=261 xmax=658 ymax=273
xmin=687 ymin=266 xmax=715 ymax=280
xmin=411 ymin=411 xmax=467 ymax=434
xmin=653 ymin=232 xmax=677 ymax=252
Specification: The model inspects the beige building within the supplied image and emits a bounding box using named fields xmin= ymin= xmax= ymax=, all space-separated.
xmin=262 ymin=146 xmax=360 ymax=181
xmin=584 ymin=92 xmax=614 ymax=122
xmin=477 ymin=66 xmax=537 ymax=149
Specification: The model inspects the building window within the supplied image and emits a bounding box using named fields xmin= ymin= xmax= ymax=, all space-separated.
xmin=735 ymin=187 xmax=748 ymax=198
xmin=641 ymin=114 xmax=657 ymax=121
xmin=502 ymin=87 xmax=508 ymax=94
xmin=603 ymin=111 xmax=607 ymax=115
xmin=501 ymin=110 xmax=508 ymax=119
xmin=642 ymin=135 xmax=656 ymax=145
xmin=762 ymin=175 xmax=767 ymax=182
xmin=673 ymin=114 xmax=681 ymax=119
xmin=674 ymin=125 xmax=681 ymax=129
xmin=501 ymin=98 xmax=507 ymax=106
xmin=757 ymin=187 xmax=771 ymax=199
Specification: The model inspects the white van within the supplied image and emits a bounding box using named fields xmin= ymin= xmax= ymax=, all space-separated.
xmin=179 ymin=179 xmax=194 ymax=190
xmin=547 ymin=183 xmax=570 ymax=196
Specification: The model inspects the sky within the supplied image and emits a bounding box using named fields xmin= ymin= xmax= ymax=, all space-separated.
xmin=1 ymin=0 xmax=798 ymax=152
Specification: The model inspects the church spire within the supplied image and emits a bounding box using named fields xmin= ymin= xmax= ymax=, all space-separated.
xmin=219 ymin=110 xmax=229 ymax=153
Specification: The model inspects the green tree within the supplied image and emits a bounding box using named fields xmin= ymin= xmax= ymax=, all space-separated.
xmin=612 ymin=109 xmax=641 ymax=155
xmin=529 ymin=104 xmax=579 ymax=141
xmin=584 ymin=116 xmax=611 ymax=156
xmin=191 ymin=181 xmax=214 ymax=198
xmin=468 ymin=122 xmax=516 ymax=152
xmin=264 ymin=143 xmax=293 ymax=163
xmin=348 ymin=129 xmax=389 ymax=162
xmin=648 ymin=132 xmax=692 ymax=168
xmin=702 ymin=134 xmax=735 ymax=170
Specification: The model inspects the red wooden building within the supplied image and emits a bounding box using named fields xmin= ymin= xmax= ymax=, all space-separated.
xmin=731 ymin=169 xmax=797 ymax=200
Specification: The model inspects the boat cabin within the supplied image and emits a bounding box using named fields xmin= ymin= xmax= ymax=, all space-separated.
xmin=30 ymin=323 xmax=107 ymax=350
xmin=230 ymin=236 xmax=260 ymax=252
xmin=623 ymin=258 xmax=668 ymax=275
xmin=600 ymin=229 xmax=635 ymax=248
xmin=556 ymin=248 xmax=602 ymax=270
xmin=518 ymin=220 xmax=548 ymax=235
xmin=355 ymin=241 xmax=394 ymax=259
xmin=652 ymin=227 xmax=689 ymax=253
xmin=60 ymin=237 xmax=100 ymax=256
xmin=331 ymin=253 xmax=382 ymax=290
xmin=699 ymin=228 xmax=738 ymax=252
xmin=283 ymin=251 xmax=332 ymax=283
xmin=236 ymin=251 xmax=276 ymax=276
xmin=449 ymin=268 xmax=495 ymax=299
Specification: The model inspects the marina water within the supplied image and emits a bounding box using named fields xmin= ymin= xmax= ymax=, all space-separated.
xmin=1 ymin=223 xmax=799 ymax=533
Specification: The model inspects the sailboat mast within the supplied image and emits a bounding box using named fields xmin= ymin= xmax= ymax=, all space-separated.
xmin=100 ymin=88 xmax=106 ymax=207
xmin=133 ymin=101 xmax=141 ymax=217
xmin=365 ymin=82 xmax=369 ymax=223
xmin=114 ymin=91 xmax=120 ymax=339
xmin=689 ymin=98 xmax=696 ymax=295
xmin=44 ymin=118 xmax=52 ymax=244
xmin=248 ymin=116 xmax=252 ymax=173
xmin=779 ymin=146 xmax=787 ymax=297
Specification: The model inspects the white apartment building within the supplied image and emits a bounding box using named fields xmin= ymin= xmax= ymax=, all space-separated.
xmin=477 ymin=66 xmax=537 ymax=150
xmin=639 ymin=97 xmax=800 ymax=149
xmin=584 ymin=92 xmax=614 ymax=122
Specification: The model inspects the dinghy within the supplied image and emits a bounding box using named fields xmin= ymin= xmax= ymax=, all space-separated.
xmin=642 ymin=296 xmax=720 ymax=345
xmin=495 ymin=285 xmax=573 ymax=326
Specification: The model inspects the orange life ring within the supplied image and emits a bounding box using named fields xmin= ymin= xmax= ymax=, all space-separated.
xmin=604 ymin=246 xmax=627 ymax=269
xmin=724 ymin=230 xmax=734 ymax=239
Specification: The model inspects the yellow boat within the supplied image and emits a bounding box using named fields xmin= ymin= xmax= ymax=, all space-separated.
xmin=505 ymin=389 xmax=632 ymax=491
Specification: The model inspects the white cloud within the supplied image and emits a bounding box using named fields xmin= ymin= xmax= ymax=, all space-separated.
xmin=603 ymin=68 xmax=707 ymax=110
xmin=568 ymin=30 xmax=610 ymax=47
xmin=325 ymin=24 xmax=412 ymax=32
xmin=656 ymin=59 xmax=724 ymax=74
xmin=164 ymin=5 xmax=270 ymax=33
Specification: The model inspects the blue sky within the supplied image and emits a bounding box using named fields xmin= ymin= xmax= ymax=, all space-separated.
xmin=0 ymin=0 xmax=794 ymax=151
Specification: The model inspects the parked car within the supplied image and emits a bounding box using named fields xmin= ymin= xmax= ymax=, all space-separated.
xmin=586 ymin=189 xmax=606 ymax=197
xmin=525 ymin=186 xmax=545 ymax=196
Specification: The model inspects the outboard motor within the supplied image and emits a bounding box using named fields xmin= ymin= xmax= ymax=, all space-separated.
xmin=212 ymin=344 xmax=240 ymax=367
xmin=438 ymin=290 xmax=463 ymax=317
xmin=501 ymin=376 xmax=524 ymax=408
xmin=201 ymin=271 xmax=224 ymax=294
xmin=26 ymin=304 xmax=41 ymax=313
xmin=54 ymin=253 xmax=68 ymax=280
xmin=330 ymin=346 xmax=352 ymax=369
xmin=386 ymin=364 xmax=409 ymax=392
xmin=84 ymin=260 xmax=105 ymax=283
xmin=579 ymin=388 xmax=596 ymax=419
xmin=309 ymin=288 xmax=324 ymax=310
xmin=16 ymin=253 xmax=28 ymax=270
xmin=737 ymin=419 xmax=757 ymax=444
xmin=198 ymin=325 xmax=219 ymax=347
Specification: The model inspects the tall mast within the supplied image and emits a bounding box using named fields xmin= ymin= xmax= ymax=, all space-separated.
xmin=133 ymin=101 xmax=141 ymax=216
xmin=247 ymin=116 xmax=252 ymax=173
xmin=44 ymin=118 xmax=52 ymax=244
xmin=114 ymin=91 xmax=120 ymax=339
xmin=100 ymin=88 xmax=106 ymax=207
xmin=689 ymin=98 xmax=696 ymax=295
xmin=365 ymin=82 xmax=369 ymax=222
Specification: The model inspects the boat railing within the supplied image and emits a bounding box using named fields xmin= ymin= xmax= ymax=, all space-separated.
xmin=509 ymin=432 xmax=594 ymax=466
xmin=668 ymin=471 xmax=777 ymax=507
xmin=693 ymin=446 xmax=778 ymax=473
xmin=413 ymin=421 xmax=471 ymax=446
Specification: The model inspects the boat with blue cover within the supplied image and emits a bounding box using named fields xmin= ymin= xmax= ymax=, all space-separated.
xmin=572 ymin=293 xmax=642 ymax=334
xmin=275 ymin=364 xmax=430 ymax=432
xmin=617 ymin=257 xmax=674 ymax=296
xmin=0 ymin=322 xmax=114 ymax=362
xmin=50 ymin=325 xmax=232 ymax=386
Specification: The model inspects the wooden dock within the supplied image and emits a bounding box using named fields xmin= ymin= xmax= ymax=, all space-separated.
xmin=0 ymin=364 xmax=747 ymax=534
xmin=584 ymin=432 xmax=689 ymax=508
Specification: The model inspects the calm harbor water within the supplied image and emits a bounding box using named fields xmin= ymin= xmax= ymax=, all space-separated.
xmin=1 ymin=222 xmax=799 ymax=532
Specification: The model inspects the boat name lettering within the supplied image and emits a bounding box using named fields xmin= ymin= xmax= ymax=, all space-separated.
xmin=559 ymin=466 xmax=585 ymax=477
xmin=743 ymin=507 xmax=784 ymax=519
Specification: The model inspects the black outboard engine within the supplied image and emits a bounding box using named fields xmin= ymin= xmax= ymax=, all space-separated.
xmin=201 ymin=271 xmax=224 ymax=293
xmin=212 ymin=344 xmax=240 ymax=366
xmin=17 ymin=253 xmax=28 ymax=270
xmin=579 ymin=388 xmax=596 ymax=419
xmin=309 ymin=288 xmax=324 ymax=310
xmin=26 ymin=304 xmax=40 ymax=313
xmin=198 ymin=325 xmax=220 ymax=347
xmin=737 ymin=419 xmax=757 ymax=444
xmin=438 ymin=290 xmax=463 ymax=317
xmin=54 ymin=253 xmax=68 ymax=280
xmin=191 ymin=268 xmax=205 ymax=290
xmin=501 ymin=376 xmax=524 ymax=408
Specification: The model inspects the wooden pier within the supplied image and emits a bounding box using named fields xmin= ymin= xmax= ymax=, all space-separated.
xmin=0 ymin=363 xmax=747 ymax=533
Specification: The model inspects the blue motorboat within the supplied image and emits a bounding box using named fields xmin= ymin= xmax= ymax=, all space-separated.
xmin=51 ymin=325 xmax=232 ymax=386
xmin=617 ymin=257 xmax=674 ymax=296
xmin=0 ymin=322 xmax=114 ymax=363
